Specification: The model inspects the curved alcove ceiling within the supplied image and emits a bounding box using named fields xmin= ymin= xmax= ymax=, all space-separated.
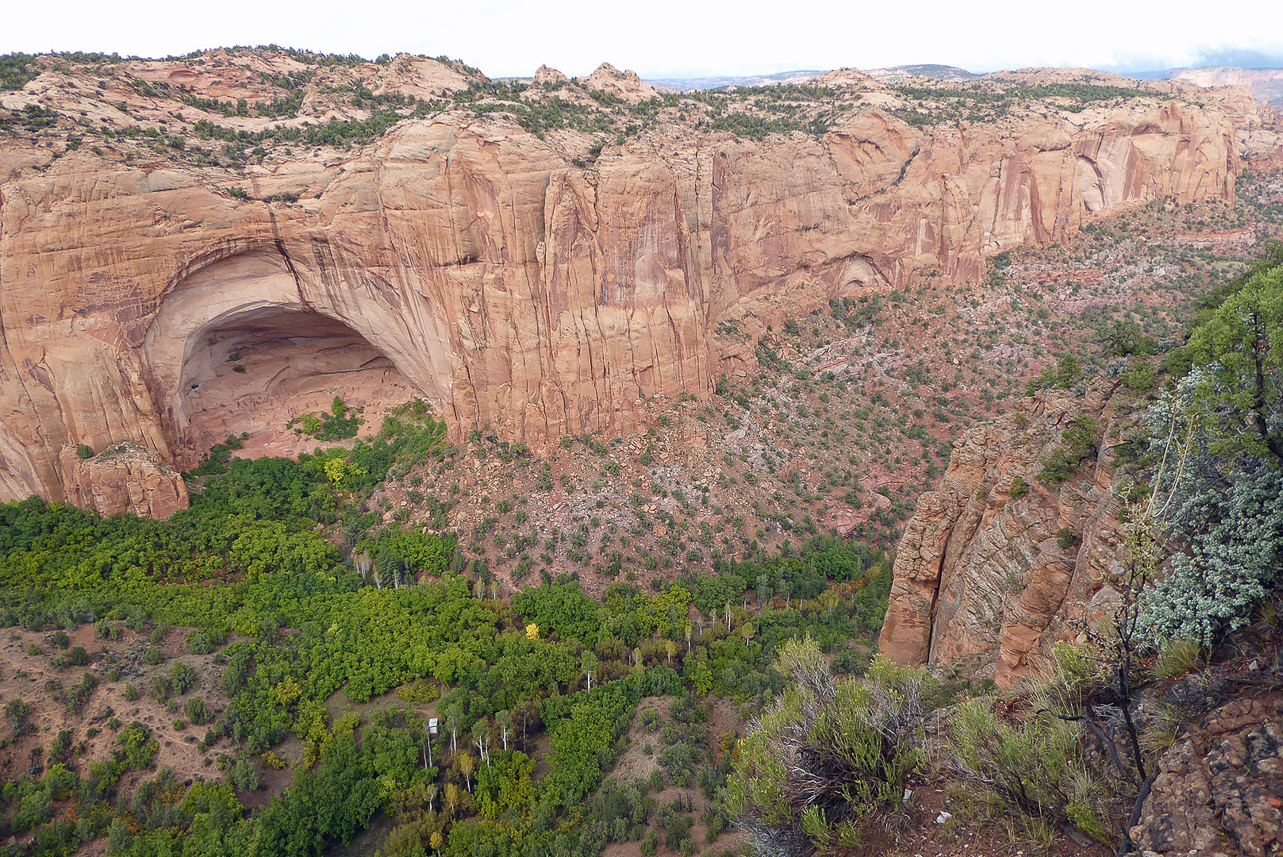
xmin=143 ymin=246 xmax=451 ymax=468
xmin=179 ymin=307 xmax=417 ymax=463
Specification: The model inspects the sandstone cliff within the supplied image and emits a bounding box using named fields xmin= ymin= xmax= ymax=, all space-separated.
xmin=59 ymin=443 xmax=189 ymax=519
xmin=0 ymin=51 xmax=1267 ymax=516
xmin=1174 ymin=66 xmax=1283 ymax=109
xmin=879 ymin=382 xmax=1130 ymax=686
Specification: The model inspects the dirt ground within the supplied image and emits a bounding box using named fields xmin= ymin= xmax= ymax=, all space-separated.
xmin=604 ymin=695 xmax=747 ymax=857
xmin=0 ymin=622 xmax=229 ymax=785
xmin=880 ymin=781 xmax=1110 ymax=857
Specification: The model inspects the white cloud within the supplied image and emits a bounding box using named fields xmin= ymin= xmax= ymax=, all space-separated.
xmin=2 ymin=0 xmax=1280 ymax=79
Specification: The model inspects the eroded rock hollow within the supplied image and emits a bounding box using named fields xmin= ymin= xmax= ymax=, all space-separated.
xmin=143 ymin=244 xmax=434 ymax=467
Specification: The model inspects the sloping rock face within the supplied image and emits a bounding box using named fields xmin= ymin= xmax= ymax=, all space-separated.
xmin=59 ymin=443 xmax=189 ymax=519
xmin=1131 ymin=692 xmax=1283 ymax=857
xmin=0 ymin=82 xmax=1255 ymax=515
xmin=582 ymin=63 xmax=659 ymax=102
xmin=879 ymin=383 xmax=1127 ymax=686
xmin=533 ymin=65 xmax=570 ymax=87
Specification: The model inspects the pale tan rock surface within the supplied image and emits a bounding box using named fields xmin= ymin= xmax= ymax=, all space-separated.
xmin=582 ymin=63 xmax=659 ymax=102
xmin=0 ymin=57 xmax=1266 ymax=516
xmin=1174 ymin=66 xmax=1283 ymax=109
xmin=533 ymin=65 xmax=570 ymax=87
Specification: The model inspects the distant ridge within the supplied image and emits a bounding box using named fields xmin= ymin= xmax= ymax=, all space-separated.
xmin=642 ymin=64 xmax=980 ymax=91
xmin=862 ymin=64 xmax=980 ymax=83
xmin=1167 ymin=67 xmax=1283 ymax=108
xmin=637 ymin=62 xmax=1282 ymax=107
xmin=645 ymin=70 xmax=827 ymax=91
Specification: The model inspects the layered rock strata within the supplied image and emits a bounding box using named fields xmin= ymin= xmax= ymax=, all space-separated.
xmin=879 ymin=383 xmax=1128 ymax=686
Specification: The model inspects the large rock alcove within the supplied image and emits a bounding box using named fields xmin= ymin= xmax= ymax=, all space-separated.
xmin=143 ymin=244 xmax=450 ymax=469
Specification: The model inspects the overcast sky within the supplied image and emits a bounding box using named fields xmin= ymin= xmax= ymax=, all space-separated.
xmin=3 ymin=0 xmax=1281 ymax=79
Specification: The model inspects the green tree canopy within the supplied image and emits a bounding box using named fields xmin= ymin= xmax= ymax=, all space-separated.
xmin=1185 ymin=265 xmax=1283 ymax=463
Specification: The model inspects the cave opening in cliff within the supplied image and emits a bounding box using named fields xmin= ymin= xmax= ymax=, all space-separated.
xmin=177 ymin=307 xmax=416 ymax=465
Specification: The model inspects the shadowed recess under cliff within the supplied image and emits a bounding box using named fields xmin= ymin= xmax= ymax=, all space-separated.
xmin=142 ymin=246 xmax=433 ymax=470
